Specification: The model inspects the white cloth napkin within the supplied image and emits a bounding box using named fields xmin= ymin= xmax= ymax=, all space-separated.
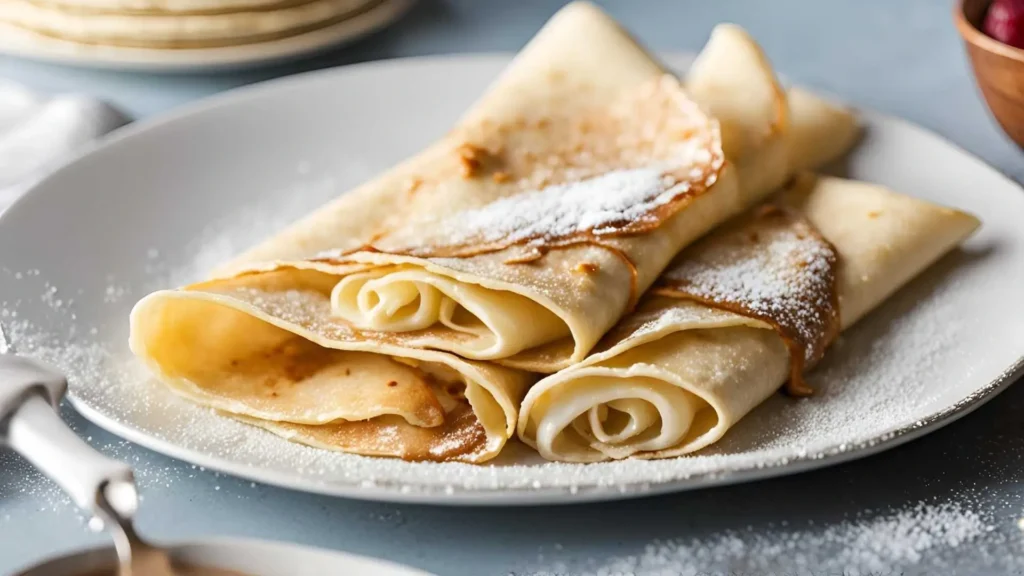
xmin=0 ymin=81 xmax=127 ymax=212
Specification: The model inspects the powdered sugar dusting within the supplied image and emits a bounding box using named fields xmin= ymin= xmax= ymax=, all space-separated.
xmin=525 ymin=497 xmax=994 ymax=575
xmin=417 ymin=168 xmax=686 ymax=247
xmin=660 ymin=207 xmax=838 ymax=365
xmin=0 ymin=450 xmax=73 ymax=516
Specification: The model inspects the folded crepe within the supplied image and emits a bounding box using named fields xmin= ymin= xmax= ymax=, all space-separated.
xmin=517 ymin=174 xmax=980 ymax=462
xmin=133 ymin=282 xmax=532 ymax=462
xmin=130 ymin=2 xmax=857 ymax=463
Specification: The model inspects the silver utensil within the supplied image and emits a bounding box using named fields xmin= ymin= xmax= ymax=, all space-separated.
xmin=0 ymin=323 xmax=175 ymax=576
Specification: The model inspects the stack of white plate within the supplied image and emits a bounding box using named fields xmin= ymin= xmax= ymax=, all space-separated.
xmin=0 ymin=0 xmax=412 ymax=71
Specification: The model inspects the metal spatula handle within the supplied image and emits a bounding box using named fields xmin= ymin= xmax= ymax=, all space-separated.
xmin=0 ymin=355 xmax=138 ymax=527
xmin=0 ymin=327 xmax=173 ymax=575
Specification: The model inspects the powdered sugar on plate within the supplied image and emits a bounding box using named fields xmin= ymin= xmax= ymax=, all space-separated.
xmin=153 ymin=175 xmax=340 ymax=288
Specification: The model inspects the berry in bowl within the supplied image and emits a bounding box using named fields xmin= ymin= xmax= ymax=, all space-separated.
xmin=957 ymin=0 xmax=1024 ymax=147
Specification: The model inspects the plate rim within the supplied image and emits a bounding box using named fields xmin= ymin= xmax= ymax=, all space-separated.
xmin=6 ymin=53 xmax=1024 ymax=506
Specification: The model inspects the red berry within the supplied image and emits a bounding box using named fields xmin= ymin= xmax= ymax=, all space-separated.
xmin=984 ymin=0 xmax=1024 ymax=49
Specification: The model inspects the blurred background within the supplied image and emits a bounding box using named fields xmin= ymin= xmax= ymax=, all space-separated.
xmin=0 ymin=1 xmax=1012 ymax=143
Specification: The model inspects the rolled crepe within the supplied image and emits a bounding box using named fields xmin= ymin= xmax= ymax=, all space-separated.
xmin=129 ymin=3 xmax=855 ymax=463
xmin=517 ymin=174 xmax=980 ymax=462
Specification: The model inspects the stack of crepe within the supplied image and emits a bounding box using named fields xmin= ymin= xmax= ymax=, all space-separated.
xmin=130 ymin=2 xmax=979 ymax=464
xmin=0 ymin=0 xmax=383 ymax=51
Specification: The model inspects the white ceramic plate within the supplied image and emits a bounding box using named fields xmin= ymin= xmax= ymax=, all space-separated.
xmin=0 ymin=0 xmax=412 ymax=72
xmin=1 ymin=55 xmax=1023 ymax=506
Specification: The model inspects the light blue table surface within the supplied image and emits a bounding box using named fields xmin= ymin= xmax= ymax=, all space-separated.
xmin=4 ymin=1 xmax=1024 ymax=575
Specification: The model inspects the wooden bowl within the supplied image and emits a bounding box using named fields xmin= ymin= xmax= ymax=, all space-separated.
xmin=956 ymin=0 xmax=1024 ymax=147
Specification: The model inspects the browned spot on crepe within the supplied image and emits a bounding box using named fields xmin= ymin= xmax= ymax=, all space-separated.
xmin=202 ymin=337 xmax=445 ymax=427
xmin=405 ymin=177 xmax=424 ymax=197
xmin=456 ymin=143 xmax=492 ymax=178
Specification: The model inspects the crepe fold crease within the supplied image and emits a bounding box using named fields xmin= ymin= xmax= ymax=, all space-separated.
xmin=129 ymin=1 xmax=859 ymax=463
xmin=517 ymin=174 xmax=980 ymax=462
